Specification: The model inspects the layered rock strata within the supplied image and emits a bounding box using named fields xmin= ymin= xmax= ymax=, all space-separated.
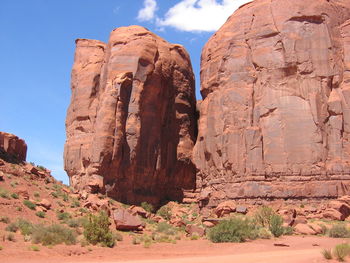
xmin=193 ymin=0 xmax=350 ymax=206
xmin=64 ymin=26 xmax=197 ymax=204
xmin=0 ymin=132 xmax=27 ymax=162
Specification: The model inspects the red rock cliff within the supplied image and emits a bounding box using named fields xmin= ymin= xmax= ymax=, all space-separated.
xmin=193 ymin=0 xmax=350 ymax=206
xmin=64 ymin=26 xmax=197 ymax=205
xmin=0 ymin=132 xmax=27 ymax=162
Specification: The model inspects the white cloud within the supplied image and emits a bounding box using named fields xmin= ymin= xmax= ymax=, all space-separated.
xmin=137 ymin=0 xmax=158 ymax=22
xmin=157 ymin=0 xmax=252 ymax=32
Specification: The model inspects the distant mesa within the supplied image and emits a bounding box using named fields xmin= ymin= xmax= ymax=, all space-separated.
xmin=0 ymin=131 xmax=27 ymax=163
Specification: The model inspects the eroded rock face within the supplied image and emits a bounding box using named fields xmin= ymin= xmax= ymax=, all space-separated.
xmin=64 ymin=26 xmax=197 ymax=205
xmin=193 ymin=0 xmax=350 ymax=206
xmin=0 ymin=132 xmax=27 ymax=162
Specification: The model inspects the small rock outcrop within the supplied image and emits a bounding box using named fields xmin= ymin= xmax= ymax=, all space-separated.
xmin=64 ymin=26 xmax=197 ymax=205
xmin=0 ymin=132 xmax=27 ymax=162
xmin=193 ymin=0 xmax=350 ymax=206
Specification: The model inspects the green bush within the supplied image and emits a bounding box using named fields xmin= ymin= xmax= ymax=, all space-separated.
xmin=17 ymin=219 xmax=34 ymax=236
xmin=83 ymin=211 xmax=115 ymax=248
xmin=23 ymin=200 xmax=36 ymax=210
xmin=35 ymin=211 xmax=46 ymax=218
xmin=70 ymin=199 xmax=80 ymax=208
xmin=113 ymin=232 xmax=123 ymax=241
xmin=0 ymin=187 xmax=10 ymax=199
xmin=254 ymin=206 xmax=275 ymax=228
xmin=156 ymin=222 xmax=176 ymax=235
xmin=28 ymin=245 xmax=40 ymax=251
xmin=157 ymin=205 xmax=171 ymax=220
xmin=56 ymin=211 xmax=71 ymax=221
xmin=333 ymin=243 xmax=350 ymax=262
xmin=31 ymin=224 xmax=76 ymax=246
xmin=254 ymin=206 xmax=284 ymax=237
xmin=322 ymin=248 xmax=332 ymax=260
xmin=33 ymin=192 xmax=40 ymax=198
xmin=141 ymin=202 xmax=154 ymax=213
xmin=329 ymin=224 xmax=350 ymax=238
xmin=0 ymin=245 xmax=3 ymax=250
xmin=257 ymin=228 xmax=272 ymax=239
xmin=11 ymin=193 xmax=19 ymax=199
xmin=208 ymin=218 xmax=257 ymax=243
xmin=269 ymin=214 xmax=284 ymax=237
xmin=66 ymin=219 xmax=80 ymax=228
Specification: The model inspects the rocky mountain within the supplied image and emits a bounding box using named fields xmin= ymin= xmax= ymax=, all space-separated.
xmin=64 ymin=26 xmax=197 ymax=205
xmin=193 ymin=0 xmax=350 ymax=206
xmin=0 ymin=132 xmax=27 ymax=163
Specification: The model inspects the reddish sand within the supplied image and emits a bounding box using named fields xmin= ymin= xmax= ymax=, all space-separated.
xmin=1 ymin=235 xmax=347 ymax=263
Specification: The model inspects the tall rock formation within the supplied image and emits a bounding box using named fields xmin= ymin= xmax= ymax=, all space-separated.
xmin=64 ymin=26 xmax=197 ymax=205
xmin=0 ymin=132 xmax=27 ymax=162
xmin=193 ymin=0 xmax=350 ymax=206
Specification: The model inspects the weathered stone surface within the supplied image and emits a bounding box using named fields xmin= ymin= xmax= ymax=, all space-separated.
xmin=193 ymin=0 xmax=350 ymax=205
xmin=64 ymin=26 xmax=197 ymax=205
xmin=294 ymin=224 xmax=316 ymax=235
xmin=185 ymin=224 xmax=206 ymax=237
xmin=214 ymin=200 xmax=236 ymax=217
xmin=0 ymin=132 xmax=27 ymax=162
xmin=113 ymin=208 xmax=143 ymax=231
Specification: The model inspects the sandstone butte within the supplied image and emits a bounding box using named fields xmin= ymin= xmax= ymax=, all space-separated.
xmin=64 ymin=0 xmax=350 ymax=208
xmin=64 ymin=25 xmax=197 ymax=205
xmin=0 ymin=132 xmax=27 ymax=163
xmin=193 ymin=0 xmax=350 ymax=207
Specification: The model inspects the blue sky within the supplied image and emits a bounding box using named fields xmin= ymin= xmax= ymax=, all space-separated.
xmin=0 ymin=0 xmax=250 ymax=184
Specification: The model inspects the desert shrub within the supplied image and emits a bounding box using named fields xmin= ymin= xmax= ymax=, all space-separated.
xmin=31 ymin=224 xmax=76 ymax=246
xmin=70 ymin=199 xmax=80 ymax=208
xmin=17 ymin=219 xmax=34 ymax=236
xmin=33 ymin=192 xmax=40 ymax=198
xmin=322 ymin=248 xmax=333 ymax=260
xmin=254 ymin=206 xmax=275 ymax=227
xmin=113 ymin=232 xmax=123 ymax=241
xmin=157 ymin=205 xmax=171 ymax=220
xmin=35 ymin=211 xmax=46 ymax=218
xmin=269 ymin=214 xmax=284 ymax=237
xmin=28 ymin=245 xmax=40 ymax=251
xmin=7 ymin=233 xmax=15 ymax=242
xmin=254 ymin=206 xmax=284 ymax=237
xmin=190 ymin=233 xmax=200 ymax=240
xmin=283 ymin=226 xmax=294 ymax=235
xmin=23 ymin=200 xmax=36 ymax=210
xmin=50 ymin=192 xmax=59 ymax=198
xmin=0 ymin=187 xmax=10 ymax=199
xmin=16 ymin=206 xmax=22 ymax=211
xmin=141 ymin=202 xmax=154 ymax=213
xmin=333 ymin=243 xmax=350 ymax=262
xmin=329 ymin=224 xmax=350 ymax=238
xmin=37 ymin=165 xmax=46 ymax=171
xmin=132 ymin=236 xmax=141 ymax=245
xmin=0 ymin=216 xmax=10 ymax=224
xmin=62 ymin=193 xmax=69 ymax=202
xmin=0 ymin=245 xmax=3 ymax=250
xmin=257 ymin=228 xmax=273 ymax=239
xmin=66 ymin=219 xmax=80 ymax=228
xmin=11 ymin=193 xmax=19 ymax=199
xmin=83 ymin=211 xmax=115 ymax=248
xmin=56 ymin=211 xmax=71 ymax=221
xmin=5 ymin=223 xmax=19 ymax=232
xmin=208 ymin=217 xmax=257 ymax=243
xmin=156 ymin=222 xmax=176 ymax=235
xmin=10 ymin=181 xmax=18 ymax=188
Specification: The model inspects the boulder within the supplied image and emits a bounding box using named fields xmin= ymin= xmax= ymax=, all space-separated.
xmin=128 ymin=205 xmax=149 ymax=218
xmin=214 ymin=200 xmax=236 ymax=217
xmin=113 ymin=209 xmax=143 ymax=231
xmin=236 ymin=205 xmax=248 ymax=214
xmin=294 ymin=224 xmax=317 ymax=235
xmin=327 ymin=201 xmax=350 ymax=219
xmin=64 ymin=26 xmax=197 ymax=204
xmin=322 ymin=208 xmax=345 ymax=221
xmin=193 ymin=0 xmax=350 ymax=205
xmin=307 ymin=223 xmax=324 ymax=235
xmin=37 ymin=199 xmax=51 ymax=210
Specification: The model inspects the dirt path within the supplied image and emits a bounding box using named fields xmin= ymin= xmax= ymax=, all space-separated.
xmin=2 ymin=236 xmax=344 ymax=263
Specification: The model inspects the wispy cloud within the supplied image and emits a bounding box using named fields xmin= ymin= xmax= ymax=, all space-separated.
xmin=137 ymin=0 xmax=158 ymax=22
xmin=157 ymin=0 xmax=252 ymax=32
